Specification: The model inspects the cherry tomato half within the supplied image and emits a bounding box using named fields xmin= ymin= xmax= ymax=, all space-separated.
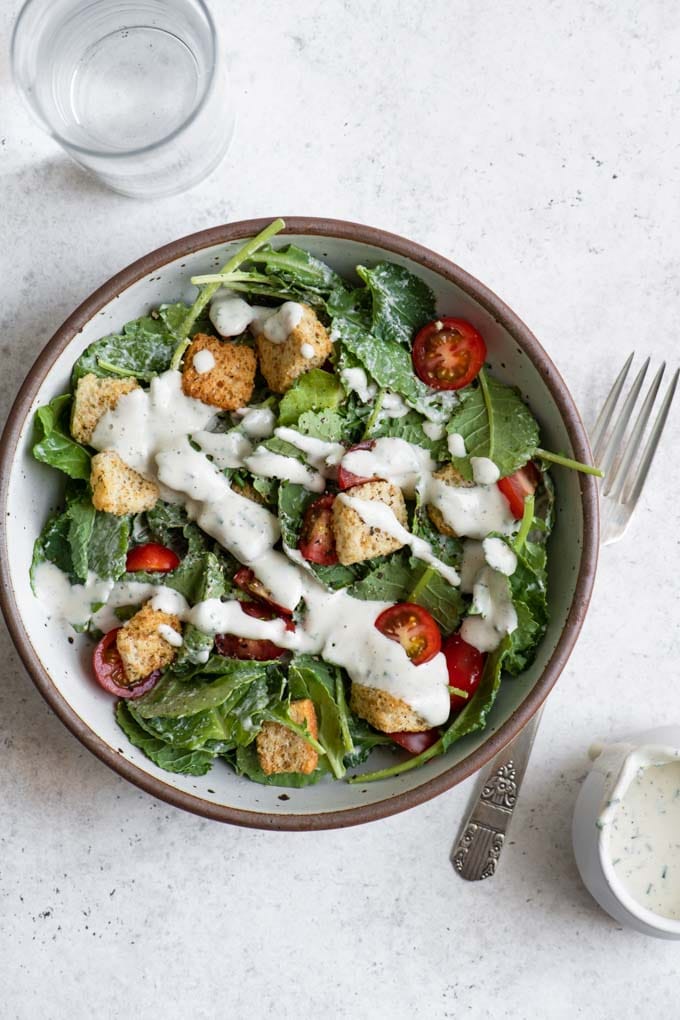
xmin=412 ymin=317 xmax=487 ymax=390
xmin=388 ymin=729 xmax=440 ymax=754
xmin=337 ymin=440 xmax=377 ymax=490
xmin=233 ymin=566 xmax=292 ymax=616
xmin=374 ymin=602 xmax=442 ymax=665
xmin=126 ymin=542 xmax=180 ymax=573
xmin=92 ymin=628 xmax=161 ymax=699
xmin=215 ymin=602 xmax=291 ymax=661
xmin=497 ymin=462 xmax=541 ymax=520
xmin=299 ymin=494 xmax=338 ymax=565
xmin=443 ymin=631 xmax=485 ymax=713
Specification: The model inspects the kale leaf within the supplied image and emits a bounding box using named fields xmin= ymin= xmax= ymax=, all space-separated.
xmin=356 ymin=262 xmax=435 ymax=347
xmin=32 ymin=395 xmax=91 ymax=480
xmin=116 ymin=703 xmax=216 ymax=775
xmin=72 ymin=314 xmax=180 ymax=384
xmin=277 ymin=368 xmax=344 ymax=426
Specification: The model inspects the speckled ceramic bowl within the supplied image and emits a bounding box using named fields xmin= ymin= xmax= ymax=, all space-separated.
xmin=0 ymin=217 xmax=599 ymax=829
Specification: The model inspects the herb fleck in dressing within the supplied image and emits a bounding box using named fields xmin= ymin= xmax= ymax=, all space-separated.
xmin=606 ymin=759 xmax=680 ymax=920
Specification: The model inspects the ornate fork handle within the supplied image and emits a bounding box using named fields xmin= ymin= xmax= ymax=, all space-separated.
xmin=452 ymin=707 xmax=544 ymax=880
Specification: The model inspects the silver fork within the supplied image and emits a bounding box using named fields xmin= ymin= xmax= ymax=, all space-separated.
xmin=451 ymin=354 xmax=678 ymax=880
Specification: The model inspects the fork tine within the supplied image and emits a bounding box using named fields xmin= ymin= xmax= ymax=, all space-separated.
xmin=591 ymin=351 xmax=635 ymax=460
xmin=597 ymin=357 xmax=650 ymax=478
xmin=604 ymin=363 xmax=666 ymax=499
xmin=623 ymin=367 xmax=679 ymax=506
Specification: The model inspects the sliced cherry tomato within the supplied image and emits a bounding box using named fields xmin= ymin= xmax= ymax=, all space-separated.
xmin=497 ymin=462 xmax=541 ymax=520
xmin=412 ymin=317 xmax=486 ymax=390
xmin=388 ymin=729 xmax=440 ymax=754
xmin=215 ymin=602 xmax=291 ymax=661
xmin=92 ymin=628 xmax=161 ymax=699
xmin=299 ymin=494 xmax=338 ymax=565
xmin=337 ymin=440 xmax=377 ymax=490
xmin=443 ymin=631 xmax=485 ymax=713
xmin=233 ymin=566 xmax=292 ymax=616
xmin=126 ymin=542 xmax=180 ymax=573
xmin=374 ymin=602 xmax=442 ymax=665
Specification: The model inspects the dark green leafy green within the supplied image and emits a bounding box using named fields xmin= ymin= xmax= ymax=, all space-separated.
xmin=72 ymin=314 xmax=182 ymax=383
xmin=30 ymin=512 xmax=73 ymax=590
xmin=65 ymin=492 xmax=96 ymax=581
xmin=445 ymin=371 xmax=540 ymax=478
xmin=32 ymin=395 xmax=91 ymax=480
xmin=333 ymin=318 xmax=434 ymax=411
xmin=133 ymin=660 xmax=271 ymax=719
xmin=277 ymin=369 xmax=344 ymax=426
xmin=356 ymin=262 xmax=435 ymax=347
xmin=366 ymin=408 xmax=447 ymax=459
xmin=288 ymin=656 xmax=353 ymax=779
xmin=116 ymin=703 xmax=216 ymax=775
xmin=87 ymin=512 xmax=130 ymax=580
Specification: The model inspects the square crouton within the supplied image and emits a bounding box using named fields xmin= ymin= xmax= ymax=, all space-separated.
xmin=350 ymin=683 xmax=430 ymax=733
xmin=71 ymin=373 xmax=139 ymax=444
xmin=256 ymin=699 xmax=319 ymax=776
xmin=255 ymin=304 xmax=332 ymax=393
xmin=427 ymin=463 xmax=475 ymax=537
xmin=116 ymin=603 xmax=182 ymax=684
xmin=332 ymin=480 xmax=408 ymax=566
xmin=90 ymin=450 xmax=159 ymax=515
xmin=182 ymin=333 xmax=256 ymax=410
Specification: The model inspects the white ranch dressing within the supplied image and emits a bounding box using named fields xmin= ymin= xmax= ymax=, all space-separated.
xmin=192 ymin=429 xmax=253 ymax=470
xmin=210 ymin=294 xmax=304 ymax=344
xmin=91 ymin=370 xmax=215 ymax=489
xmin=33 ymin=563 xmax=115 ymax=628
xmin=340 ymin=366 xmax=377 ymax=403
xmin=300 ymin=343 xmax=315 ymax=359
xmin=600 ymin=747 xmax=680 ymax=921
xmin=210 ymin=294 xmax=256 ymax=337
xmin=235 ymin=405 xmax=277 ymax=439
xmin=260 ymin=302 xmax=304 ymax=343
xmin=274 ymin=427 xmax=345 ymax=474
xmin=192 ymin=349 xmax=215 ymax=374
xmin=460 ymin=566 xmax=517 ymax=652
xmin=482 ymin=536 xmax=517 ymax=576
xmin=340 ymin=437 xmax=434 ymax=498
xmin=243 ymin=448 xmax=325 ymax=492
xmin=422 ymin=421 xmax=445 ymax=441
xmin=470 ymin=456 xmax=501 ymax=485
xmin=447 ymin=432 xmax=466 ymax=458
xmin=428 ymin=477 xmax=515 ymax=540
xmin=158 ymin=623 xmax=183 ymax=647
xmin=380 ymin=391 xmax=410 ymax=418
xmin=337 ymin=493 xmax=461 ymax=587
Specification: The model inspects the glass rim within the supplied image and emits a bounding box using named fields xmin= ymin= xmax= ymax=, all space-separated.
xmin=10 ymin=0 xmax=220 ymax=160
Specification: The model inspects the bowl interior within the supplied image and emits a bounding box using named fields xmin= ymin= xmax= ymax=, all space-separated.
xmin=1 ymin=224 xmax=597 ymax=827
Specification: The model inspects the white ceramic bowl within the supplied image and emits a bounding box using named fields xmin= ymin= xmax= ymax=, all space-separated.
xmin=573 ymin=725 xmax=680 ymax=939
xmin=0 ymin=217 xmax=599 ymax=829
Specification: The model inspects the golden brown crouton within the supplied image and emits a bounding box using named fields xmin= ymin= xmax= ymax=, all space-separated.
xmin=182 ymin=333 xmax=257 ymax=410
xmin=255 ymin=304 xmax=332 ymax=393
xmin=427 ymin=463 xmax=475 ymax=537
xmin=71 ymin=373 xmax=139 ymax=444
xmin=332 ymin=480 xmax=408 ymax=566
xmin=256 ymin=699 xmax=319 ymax=776
xmin=116 ymin=603 xmax=182 ymax=684
xmin=90 ymin=450 xmax=159 ymax=515
xmin=350 ymin=684 xmax=430 ymax=733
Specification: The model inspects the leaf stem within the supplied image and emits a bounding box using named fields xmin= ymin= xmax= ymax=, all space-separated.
xmin=478 ymin=368 xmax=495 ymax=459
xmin=170 ymin=217 xmax=286 ymax=370
xmin=97 ymin=358 xmax=149 ymax=380
xmin=536 ymin=448 xmax=603 ymax=477
xmin=363 ymin=389 xmax=386 ymax=437
xmin=513 ymin=494 xmax=534 ymax=554
xmin=189 ymin=271 xmax=277 ymax=286
xmin=407 ymin=563 xmax=436 ymax=603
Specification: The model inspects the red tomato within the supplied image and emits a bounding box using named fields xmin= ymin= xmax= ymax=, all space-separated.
xmin=126 ymin=542 xmax=180 ymax=573
xmin=299 ymin=494 xmax=338 ymax=565
xmin=215 ymin=602 xmax=291 ymax=660
xmin=337 ymin=440 xmax=377 ymax=490
xmin=374 ymin=603 xmax=442 ymax=665
xmin=497 ymin=462 xmax=540 ymax=520
xmin=92 ymin=628 xmax=161 ymax=699
xmin=233 ymin=566 xmax=292 ymax=616
xmin=443 ymin=631 xmax=485 ymax=712
xmin=388 ymin=729 xmax=440 ymax=754
xmin=412 ymin=317 xmax=487 ymax=390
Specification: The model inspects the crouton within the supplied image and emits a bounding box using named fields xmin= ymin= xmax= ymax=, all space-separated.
xmin=255 ymin=304 xmax=332 ymax=393
xmin=116 ymin=603 xmax=182 ymax=684
xmin=350 ymin=684 xmax=430 ymax=733
xmin=332 ymin=480 xmax=408 ymax=566
xmin=427 ymin=463 xmax=475 ymax=537
xmin=256 ymin=699 xmax=319 ymax=776
xmin=231 ymin=480 xmax=267 ymax=505
xmin=71 ymin=373 xmax=139 ymax=444
xmin=182 ymin=333 xmax=257 ymax=410
xmin=90 ymin=450 xmax=159 ymax=515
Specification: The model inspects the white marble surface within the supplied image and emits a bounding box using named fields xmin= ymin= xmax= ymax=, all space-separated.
xmin=2 ymin=1 xmax=680 ymax=1016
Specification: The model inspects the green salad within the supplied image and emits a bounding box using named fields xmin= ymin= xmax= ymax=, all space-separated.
xmin=30 ymin=218 xmax=598 ymax=787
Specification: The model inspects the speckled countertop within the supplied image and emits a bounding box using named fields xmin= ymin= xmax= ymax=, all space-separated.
xmin=2 ymin=1 xmax=680 ymax=1017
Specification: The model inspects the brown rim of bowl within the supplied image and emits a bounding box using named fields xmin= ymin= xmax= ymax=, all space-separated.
xmin=0 ymin=216 xmax=599 ymax=831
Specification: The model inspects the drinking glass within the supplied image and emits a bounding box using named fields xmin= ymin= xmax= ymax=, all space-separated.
xmin=11 ymin=0 xmax=234 ymax=199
